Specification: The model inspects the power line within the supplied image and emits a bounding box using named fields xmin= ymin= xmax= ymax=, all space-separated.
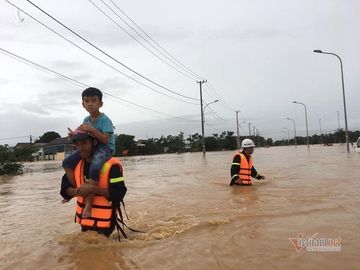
xmin=206 ymin=82 xmax=235 ymax=112
xmin=4 ymin=1 xmax=198 ymax=105
xmin=207 ymin=106 xmax=228 ymax=122
xmin=204 ymin=84 xmax=221 ymax=100
xmin=24 ymin=0 xmax=199 ymax=101
xmin=0 ymin=47 xmax=200 ymax=123
xmin=203 ymin=87 xmax=219 ymax=101
xmin=4 ymin=1 xmax=199 ymax=106
xmin=202 ymin=98 xmax=227 ymax=123
xmin=89 ymin=0 xmax=199 ymax=81
xmin=0 ymin=135 xmax=29 ymax=141
xmin=107 ymin=0 xmax=204 ymax=80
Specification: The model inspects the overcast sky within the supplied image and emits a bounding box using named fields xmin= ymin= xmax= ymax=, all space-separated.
xmin=1 ymin=0 xmax=359 ymax=145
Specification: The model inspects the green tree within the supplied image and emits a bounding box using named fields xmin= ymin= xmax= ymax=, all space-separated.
xmin=35 ymin=131 xmax=61 ymax=143
xmin=13 ymin=145 xmax=38 ymax=162
xmin=115 ymin=134 xmax=136 ymax=156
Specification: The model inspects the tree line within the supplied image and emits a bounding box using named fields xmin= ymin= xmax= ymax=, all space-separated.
xmin=114 ymin=131 xmax=271 ymax=156
xmin=1 ymin=129 xmax=359 ymax=175
xmin=272 ymin=129 xmax=360 ymax=146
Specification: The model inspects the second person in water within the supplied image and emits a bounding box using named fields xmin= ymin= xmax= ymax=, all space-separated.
xmin=230 ymin=138 xmax=265 ymax=186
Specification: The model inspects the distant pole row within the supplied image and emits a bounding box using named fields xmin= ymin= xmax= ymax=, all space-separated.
xmin=285 ymin=50 xmax=350 ymax=153
xmin=210 ymin=50 xmax=350 ymax=154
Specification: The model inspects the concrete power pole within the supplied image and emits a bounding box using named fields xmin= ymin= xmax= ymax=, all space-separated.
xmin=235 ymin=111 xmax=240 ymax=149
xmin=197 ymin=80 xmax=207 ymax=156
xmin=319 ymin=118 xmax=323 ymax=145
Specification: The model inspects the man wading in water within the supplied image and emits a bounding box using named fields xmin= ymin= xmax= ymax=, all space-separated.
xmin=60 ymin=129 xmax=130 ymax=239
xmin=230 ymin=139 xmax=265 ymax=186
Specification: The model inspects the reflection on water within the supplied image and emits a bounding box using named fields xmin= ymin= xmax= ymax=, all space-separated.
xmin=0 ymin=145 xmax=359 ymax=270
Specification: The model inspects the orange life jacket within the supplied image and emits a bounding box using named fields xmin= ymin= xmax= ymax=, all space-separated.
xmin=235 ymin=152 xmax=253 ymax=185
xmin=74 ymin=157 xmax=122 ymax=228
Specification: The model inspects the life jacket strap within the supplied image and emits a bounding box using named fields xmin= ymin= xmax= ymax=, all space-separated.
xmin=114 ymin=200 xmax=145 ymax=241
xmin=77 ymin=201 xmax=112 ymax=209
xmin=75 ymin=212 xmax=112 ymax=222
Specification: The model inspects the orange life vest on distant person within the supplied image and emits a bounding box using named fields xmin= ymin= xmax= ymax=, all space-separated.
xmin=74 ymin=157 xmax=122 ymax=228
xmin=234 ymin=152 xmax=253 ymax=185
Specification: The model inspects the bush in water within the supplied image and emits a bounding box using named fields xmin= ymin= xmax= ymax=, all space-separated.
xmin=0 ymin=145 xmax=24 ymax=175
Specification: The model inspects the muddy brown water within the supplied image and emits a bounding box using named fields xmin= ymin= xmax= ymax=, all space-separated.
xmin=0 ymin=145 xmax=359 ymax=270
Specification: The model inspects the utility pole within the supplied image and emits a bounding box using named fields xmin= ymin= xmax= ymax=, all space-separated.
xmin=30 ymin=134 xmax=33 ymax=144
xmin=319 ymin=118 xmax=323 ymax=145
xmin=248 ymin=122 xmax=251 ymax=137
xmin=197 ymin=80 xmax=207 ymax=156
xmin=287 ymin=129 xmax=290 ymax=145
xmin=336 ymin=110 xmax=341 ymax=143
xmin=253 ymin=127 xmax=257 ymax=145
xmin=293 ymin=101 xmax=310 ymax=150
xmin=286 ymin=118 xmax=297 ymax=147
xmin=235 ymin=111 xmax=240 ymax=149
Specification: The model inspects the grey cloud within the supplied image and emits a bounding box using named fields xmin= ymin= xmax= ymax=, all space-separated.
xmin=95 ymin=77 xmax=132 ymax=95
xmin=42 ymin=72 xmax=92 ymax=85
xmin=20 ymin=103 xmax=49 ymax=115
xmin=16 ymin=88 xmax=81 ymax=116
xmin=0 ymin=109 xmax=80 ymax=145
xmin=50 ymin=60 xmax=84 ymax=69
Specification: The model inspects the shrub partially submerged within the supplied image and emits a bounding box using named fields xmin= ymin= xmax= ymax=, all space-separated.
xmin=0 ymin=162 xmax=23 ymax=175
xmin=0 ymin=145 xmax=27 ymax=175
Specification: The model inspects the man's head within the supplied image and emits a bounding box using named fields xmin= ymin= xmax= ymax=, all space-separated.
xmin=241 ymin=138 xmax=255 ymax=156
xmin=72 ymin=128 xmax=98 ymax=160
xmin=82 ymin=87 xmax=103 ymax=114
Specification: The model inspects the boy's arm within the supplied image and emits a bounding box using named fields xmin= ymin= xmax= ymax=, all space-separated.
xmin=79 ymin=124 xmax=110 ymax=144
xmin=76 ymin=165 xmax=126 ymax=204
xmin=77 ymin=183 xmax=110 ymax=198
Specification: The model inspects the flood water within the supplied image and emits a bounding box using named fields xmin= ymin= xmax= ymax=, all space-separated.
xmin=1 ymin=144 xmax=359 ymax=270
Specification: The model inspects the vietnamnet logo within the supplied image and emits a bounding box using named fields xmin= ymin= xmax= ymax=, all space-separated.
xmin=289 ymin=233 xmax=342 ymax=252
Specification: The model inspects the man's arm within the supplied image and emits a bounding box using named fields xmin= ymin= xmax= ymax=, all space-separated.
xmin=108 ymin=165 xmax=127 ymax=205
xmin=76 ymin=164 xmax=126 ymax=204
xmin=251 ymin=166 xmax=265 ymax=180
xmin=230 ymin=154 xmax=241 ymax=186
xmin=60 ymin=174 xmax=77 ymax=200
xmin=77 ymin=183 xmax=110 ymax=198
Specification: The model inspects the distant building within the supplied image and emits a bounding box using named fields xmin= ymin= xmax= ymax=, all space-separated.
xmin=14 ymin=142 xmax=48 ymax=161
xmin=31 ymin=143 xmax=47 ymax=160
xmin=43 ymin=137 xmax=76 ymax=160
xmin=14 ymin=142 xmax=32 ymax=149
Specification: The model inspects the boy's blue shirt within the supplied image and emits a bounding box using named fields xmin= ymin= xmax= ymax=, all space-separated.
xmin=83 ymin=113 xmax=115 ymax=152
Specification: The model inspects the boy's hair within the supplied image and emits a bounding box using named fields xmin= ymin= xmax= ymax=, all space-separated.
xmin=82 ymin=87 xmax=103 ymax=101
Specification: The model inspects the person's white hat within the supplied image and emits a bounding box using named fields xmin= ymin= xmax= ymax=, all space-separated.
xmin=241 ymin=138 xmax=255 ymax=148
